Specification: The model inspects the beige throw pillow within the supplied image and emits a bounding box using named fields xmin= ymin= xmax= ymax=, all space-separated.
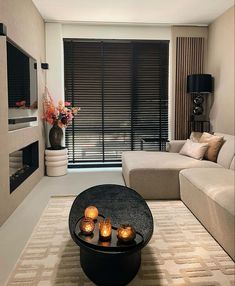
xmin=199 ymin=132 xmax=224 ymax=162
xmin=189 ymin=131 xmax=203 ymax=142
xmin=179 ymin=139 xmax=209 ymax=160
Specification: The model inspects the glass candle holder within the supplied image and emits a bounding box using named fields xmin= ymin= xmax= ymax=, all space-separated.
xmin=117 ymin=224 xmax=136 ymax=243
xmin=84 ymin=206 xmax=99 ymax=221
xmin=79 ymin=217 xmax=95 ymax=235
xmin=99 ymin=218 xmax=112 ymax=241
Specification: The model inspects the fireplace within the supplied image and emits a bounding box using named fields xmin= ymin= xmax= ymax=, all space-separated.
xmin=9 ymin=141 xmax=39 ymax=193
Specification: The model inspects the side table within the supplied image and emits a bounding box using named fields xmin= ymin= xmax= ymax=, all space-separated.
xmin=45 ymin=148 xmax=68 ymax=176
xmin=190 ymin=120 xmax=210 ymax=132
xmin=140 ymin=137 xmax=169 ymax=151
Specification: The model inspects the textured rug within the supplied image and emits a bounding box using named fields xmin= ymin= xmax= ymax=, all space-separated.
xmin=6 ymin=196 xmax=234 ymax=286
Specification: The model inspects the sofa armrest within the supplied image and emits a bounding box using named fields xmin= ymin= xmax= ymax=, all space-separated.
xmin=166 ymin=140 xmax=186 ymax=153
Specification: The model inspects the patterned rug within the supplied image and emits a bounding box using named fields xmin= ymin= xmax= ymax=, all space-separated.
xmin=6 ymin=196 xmax=235 ymax=286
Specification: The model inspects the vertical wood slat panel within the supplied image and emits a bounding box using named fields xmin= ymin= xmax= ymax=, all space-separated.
xmin=175 ymin=37 xmax=204 ymax=139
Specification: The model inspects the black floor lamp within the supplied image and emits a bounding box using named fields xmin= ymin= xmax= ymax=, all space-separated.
xmin=187 ymin=74 xmax=213 ymax=132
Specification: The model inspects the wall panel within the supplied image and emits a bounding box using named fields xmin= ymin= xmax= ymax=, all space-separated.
xmin=174 ymin=37 xmax=204 ymax=139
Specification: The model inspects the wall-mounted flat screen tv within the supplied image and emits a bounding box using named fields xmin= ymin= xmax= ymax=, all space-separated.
xmin=7 ymin=40 xmax=37 ymax=109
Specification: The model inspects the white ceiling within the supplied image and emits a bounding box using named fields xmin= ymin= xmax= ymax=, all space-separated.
xmin=32 ymin=0 xmax=234 ymax=25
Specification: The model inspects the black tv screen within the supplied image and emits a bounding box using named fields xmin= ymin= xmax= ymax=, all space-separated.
xmin=7 ymin=41 xmax=37 ymax=109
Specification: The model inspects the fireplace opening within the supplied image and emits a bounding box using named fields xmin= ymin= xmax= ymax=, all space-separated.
xmin=9 ymin=141 xmax=39 ymax=193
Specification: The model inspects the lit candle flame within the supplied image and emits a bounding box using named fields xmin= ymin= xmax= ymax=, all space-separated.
xmin=79 ymin=217 xmax=95 ymax=235
xmin=117 ymin=224 xmax=136 ymax=243
xmin=99 ymin=218 xmax=112 ymax=241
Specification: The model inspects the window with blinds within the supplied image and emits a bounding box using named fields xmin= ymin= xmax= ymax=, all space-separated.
xmin=64 ymin=40 xmax=169 ymax=165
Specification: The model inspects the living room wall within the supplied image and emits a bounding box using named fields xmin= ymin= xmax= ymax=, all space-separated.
xmin=207 ymin=6 xmax=234 ymax=135
xmin=46 ymin=23 xmax=171 ymax=101
xmin=45 ymin=23 xmax=172 ymax=144
xmin=46 ymin=24 xmax=210 ymax=142
xmin=0 ymin=0 xmax=45 ymax=225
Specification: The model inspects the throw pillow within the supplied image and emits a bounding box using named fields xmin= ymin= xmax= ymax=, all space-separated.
xmin=179 ymin=139 xmax=209 ymax=160
xmin=189 ymin=131 xmax=203 ymax=142
xmin=199 ymin=132 xmax=224 ymax=162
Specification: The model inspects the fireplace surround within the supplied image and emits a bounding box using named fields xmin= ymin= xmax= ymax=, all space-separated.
xmin=9 ymin=141 xmax=39 ymax=193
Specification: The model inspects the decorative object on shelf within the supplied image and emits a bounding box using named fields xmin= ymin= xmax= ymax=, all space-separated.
xmin=99 ymin=218 xmax=112 ymax=241
xmin=117 ymin=224 xmax=136 ymax=243
xmin=15 ymin=100 xmax=27 ymax=108
xmin=79 ymin=217 xmax=95 ymax=235
xmin=84 ymin=206 xmax=99 ymax=221
xmin=43 ymin=89 xmax=80 ymax=149
xmin=187 ymin=74 xmax=213 ymax=121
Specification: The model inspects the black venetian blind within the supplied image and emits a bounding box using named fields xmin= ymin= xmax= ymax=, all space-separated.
xmin=64 ymin=40 xmax=169 ymax=165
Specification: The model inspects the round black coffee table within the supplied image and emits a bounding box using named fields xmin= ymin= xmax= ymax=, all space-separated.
xmin=69 ymin=184 xmax=153 ymax=286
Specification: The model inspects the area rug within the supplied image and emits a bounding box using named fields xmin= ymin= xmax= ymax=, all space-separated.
xmin=6 ymin=196 xmax=234 ymax=286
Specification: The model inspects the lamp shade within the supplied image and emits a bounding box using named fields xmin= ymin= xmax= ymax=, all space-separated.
xmin=187 ymin=74 xmax=212 ymax=93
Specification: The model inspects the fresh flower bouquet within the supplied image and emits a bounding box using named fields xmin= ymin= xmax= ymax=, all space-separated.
xmin=43 ymin=91 xmax=80 ymax=128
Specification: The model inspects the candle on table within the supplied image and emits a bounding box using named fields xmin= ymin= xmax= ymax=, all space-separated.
xmin=117 ymin=224 xmax=136 ymax=243
xmin=79 ymin=217 xmax=95 ymax=235
xmin=84 ymin=206 xmax=99 ymax=221
xmin=99 ymin=218 xmax=112 ymax=241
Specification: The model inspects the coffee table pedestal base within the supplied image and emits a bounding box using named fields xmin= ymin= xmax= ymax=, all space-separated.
xmin=80 ymin=248 xmax=141 ymax=286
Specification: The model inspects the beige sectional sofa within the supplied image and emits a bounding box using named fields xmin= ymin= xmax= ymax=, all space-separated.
xmin=180 ymin=133 xmax=234 ymax=260
xmin=122 ymin=133 xmax=235 ymax=260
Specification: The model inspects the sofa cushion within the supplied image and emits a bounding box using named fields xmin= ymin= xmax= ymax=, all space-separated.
xmin=199 ymin=132 xmax=224 ymax=162
xmin=180 ymin=168 xmax=235 ymax=216
xmin=166 ymin=140 xmax=186 ymax=153
xmin=189 ymin=131 xmax=202 ymax=142
xmin=215 ymin=133 xmax=235 ymax=169
xmin=179 ymin=139 xmax=208 ymax=160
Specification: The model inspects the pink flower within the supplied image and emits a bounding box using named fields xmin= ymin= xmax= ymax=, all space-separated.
xmin=16 ymin=100 xmax=26 ymax=107
xmin=43 ymin=91 xmax=80 ymax=128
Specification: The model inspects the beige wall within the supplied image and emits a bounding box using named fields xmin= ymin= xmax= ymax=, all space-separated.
xmin=0 ymin=0 xmax=45 ymax=225
xmin=207 ymin=6 xmax=234 ymax=135
xmin=46 ymin=23 xmax=209 ymax=140
xmin=46 ymin=23 xmax=172 ymax=142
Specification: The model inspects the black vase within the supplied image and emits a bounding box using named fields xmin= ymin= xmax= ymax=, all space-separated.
xmin=49 ymin=121 xmax=63 ymax=149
